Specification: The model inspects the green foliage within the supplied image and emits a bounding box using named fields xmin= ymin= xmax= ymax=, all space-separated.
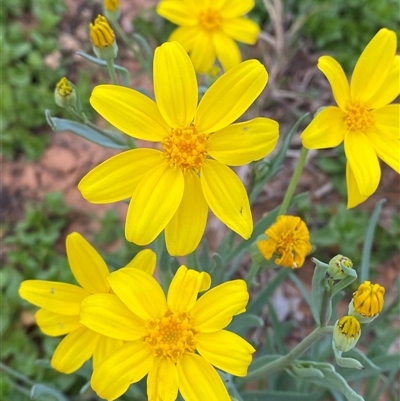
xmin=289 ymin=0 xmax=400 ymax=72
xmin=0 ymin=0 xmax=66 ymax=160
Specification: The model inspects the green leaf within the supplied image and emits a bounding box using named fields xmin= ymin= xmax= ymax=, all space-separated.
xmin=30 ymin=383 xmax=69 ymax=401
xmin=310 ymin=258 xmax=330 ymax=325
xmin=45 ymin=110 xmax=128 ymax=149
xmin=241 ymin=390 xmax=321 ymax=401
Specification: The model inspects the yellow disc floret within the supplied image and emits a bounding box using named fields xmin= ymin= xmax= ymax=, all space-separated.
xmin=199 ymin=9 xmax=221 ymax=30
xmin=344 ymin=101 xmax=373 ymax=132
xmin=143 ymin=310 xmax=197 ymax=363
xmin=162 ymin=125 xmax=208 ymax=172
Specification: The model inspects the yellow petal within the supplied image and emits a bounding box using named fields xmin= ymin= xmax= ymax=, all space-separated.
xmin=90 ymin=85 xmax=170 ymax=141
xmin=190 ymin=31 xmax=216 ymax=74
xmin=177 ymin=353 xmax=230 ymax=401
xmin=147 ymin=358 xmax=178 ymax=401
xmin=35 ymin=309 xmax=81 ymax=336
xmin=346 ymin=163 xmax=369 ymax=208
xmin=191 ymin=280 xmax=249 ymax=332
xmin=213 ymin=31 xmax=241 ymax=71
xmin=19 ymin=281 xmax=89 ymax=315
xmin=169 ymin=26 xmax=198 ymax=52
xmin=368 ymin=105 xmax=400 ymax=173
xmin=154 ymin=42 xmax=198 ymax=127
xmin=78 ymin=149 xmax=164 ymax=204
xmin=221 ymin=18 xmax=259 ymax=45
xmin=301 ymin=106 xmax=346 ymax=149
xmin=165 ymin=171 xmax=208 ymax=256
xmin=80 ymin=293 xmax=147 ymax=341
xmin=167 ymin=265 xmax=211 ymax=313
xmin=91 ymin=341 xmax=153 ymax=401
xmin=125 ymin=163 xmax=184 ymax=245
xmin=156 ymin=0 xmax=197 ymax=26
xmin=317 ymin=56 xmax=350 ymax=111
xmin=51 ymin=326 xmax=99 ymax=374
xmin=344 ymin=131 xmax=380 ymax=197
xmin=350 ymin=28 xmax=397 ymax=104
xmin=367 ymin=56 xmax=400 ymax=109
xmin=196 ymin=330 xmax=255 ymax=376
xmin=93 ymin=336 xmax=123 ymax=371
xmin=201 ymin=160 xmax=252 ymax=239
xmin=66 ymin=232 xmax=110 ymax=294
xmin=124 ymin=249 xmax=157 ymax=275
xmin=208 ymin=118 xmax=279 ymax=166
xmin=108 ymin=268 xmax=167 ymax=320
xmin=219 ymin=0 xmax=255 ymax=18
xmin=195 ymin=59 xmax=267 ymax=133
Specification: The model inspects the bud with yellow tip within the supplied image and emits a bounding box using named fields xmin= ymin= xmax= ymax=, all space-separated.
xmin=348 ymin=280 xmax=385 ymax=323
xmin=332 ymin=315 xmax=361 ymax=352
xmin=54 ymin=77 xmax=77 ymax=108
xmin=103 ymin=0 xmax=120 ymax=20
xmin=327 ymin=255 xmax=354 ymax=280
xmin=89 ymin=15 xmax=118 ymax=60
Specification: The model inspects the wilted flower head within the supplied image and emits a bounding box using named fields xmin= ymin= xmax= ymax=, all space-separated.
xmin=301 ymin=28 xmax=400 ymax=208
xmin=348 ymin=280 xmax=385 ymax=323
xmin=333 ymin=315 xmax=361 ymax=352
xmin=257 ymin=215 xmax=312 ymax=268
xmin=89 ymin=15 xmax=118 ymax=59
xmin=157 ymin=0 xmax=260 ymax=73
xmin=81 ymin=265 xmax=254 ymax=401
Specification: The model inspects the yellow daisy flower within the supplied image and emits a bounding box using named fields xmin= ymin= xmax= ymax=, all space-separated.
xmin=80 ymin=265 xmax=254 ymax=401
xmin=301 ymin=28 xmax=400 ymax=208
xmin=18 ymin=232 xmax=156 ymax=374
xmin=257 ymin=215 xmax=312 ymax=268
xmin=157 ymin=0 xmax=260 ymax=73
xmin=79 ymin=41 xmax=279 ymax=256
xmin=332 ymin=315 xmax=361 ymax=352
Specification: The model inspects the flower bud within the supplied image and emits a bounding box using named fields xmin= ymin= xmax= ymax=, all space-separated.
xmin=333 ymin=315 xmax=361 ymax=352
xmin=348 ymin=280 xmax=385 ymax=323
xmin=103 ymin=0 xmax=120 ymax=20
xmin=89 ymin=15 xmax=118 ymax=60
xmin=327 ymin=254 xmax=353 ymax=280
xmin=54 ymin=77 xmax=77 ymax=108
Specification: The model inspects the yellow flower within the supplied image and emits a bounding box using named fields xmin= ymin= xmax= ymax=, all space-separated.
xmin=78 ymin=42 xmax=279 ymax=256
xmin=157 ymin=0 xmax=260 ymax=73
xmin=348 ymin=280 xmax=385 ymax=323
xmin=89 ymin=15 xmax=118 ymax=59
xmin=80 ymin=265 xmax=254 ymax=401
xmin=104 ymin=0 xmax=119 ymax=12
xmin=54 ymin=77 xmax=76 ymax=108
xmin=332 ymin=315 xmax=361 ymax=352
xmin=257 ymin=215 xmax=312 ymax=268
xmin=18 ymin=232 xmax=156 ymax=374
xmin=301 ymin=28 xmax=400 ymax=208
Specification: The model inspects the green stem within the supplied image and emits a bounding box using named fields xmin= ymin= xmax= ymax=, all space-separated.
xmin=243 ymin=325 xmax=333 ymax=382
xmin=245 ymin=262 xmax=261 ymax=286
xmin=278 ymin=146 xmax=309 ymax=216
xmin=106 ymin=59 xmax=118 ymax=84
xmin=0 ymin=362 xmax=35 ymax=386
xmin=320 ymin=279 xmax=333 ymax=326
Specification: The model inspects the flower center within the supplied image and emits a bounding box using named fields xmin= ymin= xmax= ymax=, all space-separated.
xmin=162 ymin=125 xmax=208 ymax=172
xmin=199 ymin=9 xmax=221 ymax=30
xmin=344 ymin=101 xmax=373 ymax=132
xmin=142 ymin=310 xmax=197 ymax=363
xmin=276 ymin=231 xmax=299 ymax=266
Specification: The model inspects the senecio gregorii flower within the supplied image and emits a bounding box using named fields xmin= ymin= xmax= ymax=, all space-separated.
xmin=103 ymin=0 xmax=120 ymax=20
xmin=257 ymin=215 xmax=312 ymax=268
xmin=78 ymin=41 xmax=279 ymax=256
xmin=348 ymin=280 xmax=385 ymax=323
xmin=54 ymin=77 xmax=76 ymax=109
xmin=18 ymin=232 xmax=156 ymax=373
xmin=89 ymin=15 xmax=118 ymax=60
xmin=333 ymin=315 xmax=361 ymax=352
xmin=80 ymin=265 xmax=254 ymax=401
xmin=301 ymin=28 xmax=400 ymax=208
xmin=327 ymin=254 xmax=354 ymax=280
xmin=157 ymin=0 xmax=260 ymax=73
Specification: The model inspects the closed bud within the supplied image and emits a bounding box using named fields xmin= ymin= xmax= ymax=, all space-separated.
xmin=54 ymin=77 xmax=76 ymax=108
xmin=89 ymin=15 xmax=118 ymax=60
xmin=103 ymin=0 xmax=120 ymax=20
xmin=333 ymin=315 xmax=361 ymax=352
xmin=327 ymin=254 xmax=353 ymax=280
xmin=348 ymin=280 xmax=385 ymax=323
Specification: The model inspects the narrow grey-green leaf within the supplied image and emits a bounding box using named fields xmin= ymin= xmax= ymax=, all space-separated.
xmin=31 ymin=383 xmax=69 ymax=401
xmin=310 ymin=258 xmax=330 ymax=325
